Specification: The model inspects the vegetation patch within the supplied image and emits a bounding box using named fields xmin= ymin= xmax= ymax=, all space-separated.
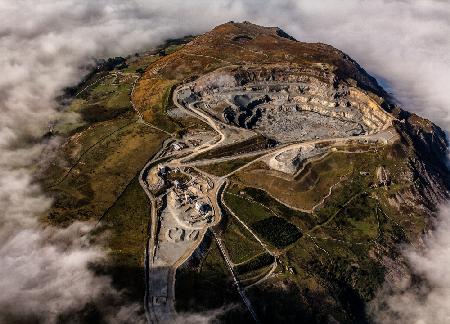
xmin=102 ymin=175 xmax=150 ymax=266
xmin=251 ymin=217 xmax=302 ymax=248
xmin=224 ymin=191 xmax=273 ymax=223
xmin=223 ymin=218 xmax=265 ymax=264
xmin=92 ymin=176 xmax=149 ymax=304
xmin=236 ymin=146 xmax=409 ymax=215
xmin=234 ymin=252 xmax=275 ymax=275
xmin=175 ymin=243 xmax=252 ymax=322
xmin=197 ymin=154 xmax=263 ymax=177
xmin=191 ymin=135 xmax=272 ymax=161
xmin=45 ymin=119 xmax=166 ymax=225
xmin=224 ymin=189 xmax=303 ymax=248
xmin=313 ymin=174 xmax=369 ymax=225
xmin=235 ymin=151 xmax=358 ymax=210
xmin=311 ymin=193 xmax=381 ymax=246
xmin=238 ymin=264 xmax=273 ymax=283
xmin=231 ymin=185 xmax=316 ymax=230
xmin=139 ymin=79 xmax=180 ymax=133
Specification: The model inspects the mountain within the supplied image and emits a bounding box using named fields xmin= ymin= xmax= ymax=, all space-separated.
xmin=43 ymin=22 xmax=449 ymax=323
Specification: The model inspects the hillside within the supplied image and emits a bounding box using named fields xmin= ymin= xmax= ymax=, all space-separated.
xmin=42 ymin=22 xmax=449 ymax=323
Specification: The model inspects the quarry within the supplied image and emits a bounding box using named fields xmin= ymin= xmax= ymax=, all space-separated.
xmin=188 ymin=65 xmax=393 ymax=143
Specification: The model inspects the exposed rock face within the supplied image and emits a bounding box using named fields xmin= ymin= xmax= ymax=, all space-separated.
xmin=387 ymin=107 xmax=450 ymax=207
xmin=268 ymin=144 xmax=320 ymax=175
xmin=188 ymin=64 xmax=394 ymax=144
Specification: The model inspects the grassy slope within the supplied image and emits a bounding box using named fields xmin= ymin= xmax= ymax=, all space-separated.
xmin=46 ymin=115 xmax=166 ymax=225
xmin=95 ymin=175 xmax=151 ymax=305
xmin=222 ymin=217 xmax=265 ymax=264
xmin=175 ymin=242 xmax=252 ymax=322
xmin=196 ymin=154 xmax=263 ymax=177
xmin=234 ymin=151 xmax=360 ymax=210
xmin=221 ymin=143 xmax=425 ymax=322
xmin=40 ymin=44 xmax=191 ymax=306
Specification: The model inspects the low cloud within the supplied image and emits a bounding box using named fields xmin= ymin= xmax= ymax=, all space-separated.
xmin=0 ymin=0 xmax=449 ymax=322
xmin=369 ymin=205 xmax=450 ymax=324
xmin=0 ymin=220 xmax=106 ymax=322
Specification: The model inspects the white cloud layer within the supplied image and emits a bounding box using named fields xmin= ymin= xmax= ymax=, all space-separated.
xmin=370 ymin=205 xmax=450 ymax=324
xmin=0 ymin=0 xmax=449 ymax=322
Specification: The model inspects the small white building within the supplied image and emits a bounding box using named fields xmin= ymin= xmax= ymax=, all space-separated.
xmin=172 ymin=142 xmax=187 ymax=151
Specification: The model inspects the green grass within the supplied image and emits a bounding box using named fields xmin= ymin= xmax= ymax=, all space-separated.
xmin=175 ymin=242 xmax=251 ymax=324
xmin=191 ymin=135 xmax=270 ymax=161
xmin=223 ymin=218 xmax=265 ymax=264
xmin=164 ymin=44 xmax=185 ymax=55
xmin=238 ymin=263 xmax=274 ymax=282
xmin=224 ymin=190 xmax=302 ymax=248
xmin=197 ymin=154 xmax=262 ymax=176
xmin=234 ymin=252 xmax=275 ymax=275
xmin=251 ymin=217 xmax=302 ymax=248
xmin=313 ymin=176 xmax=368 ymax=224
xmin=45 ymin=116 xmax=166 ymax=225
xmin=101 ymin=175 xmax=150 ymax=267
xmin=79 ymin=75 xmax=134 ymax=123
xmin=230 ymin=185 xmax=316 ymax=231
xmin=313 ymin=193 xmax=380 ymax=244
xmin=224 ymin=191 xmax=273 ymax=223
xmin=235 ymin=151 xmax=357 ymax=210
xmin=122 ymin=54 xmax=159 ymax=73
xmin=235 ymin=146 xmax=412 ymax=214
xmin=92 ymin=175 xmax=150 ymax=304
